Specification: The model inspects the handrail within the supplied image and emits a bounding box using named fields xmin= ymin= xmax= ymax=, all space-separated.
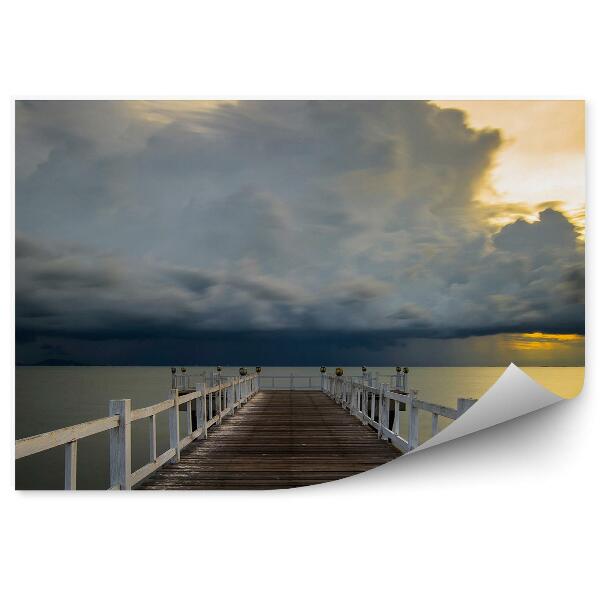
xmin=258 ymin=374 xmax=322 ymax=389
xmin=15 ymin=415 xmax=121 ymax=459
xmin=15 ymin=373 xmax=260 ymax=490
xmin=321 ymin=375 xmax=476 ymax=452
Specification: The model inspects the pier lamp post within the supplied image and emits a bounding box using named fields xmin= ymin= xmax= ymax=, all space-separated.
xmin=239 ymin=367 xmax=248 ymax=377
xmin=403 ymin=367 xmax=409 ymax=392
xmin=320 ymin=366 xmax=326 ymax=391
xmin=255 ymin=366 xmax=261 ymax=389
xmin=171 ymin=367 xmax=176 ymax=389
xmin=320 ymin=366 xmax=326 ymax=373
xmin=335 ymin=368 xmax=344 ymax=402
xmin=395 ymin=366 xmax=402 ymax=390
xmin=180 ymin=367 xmax=187 ymax=390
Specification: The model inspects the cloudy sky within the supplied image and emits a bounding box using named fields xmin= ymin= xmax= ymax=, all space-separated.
xmin=15 ymin=100 xmax=585 ymax=366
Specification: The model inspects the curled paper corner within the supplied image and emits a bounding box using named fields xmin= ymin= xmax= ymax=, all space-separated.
xmin=410 ymin=363 xmax=565 ymax=454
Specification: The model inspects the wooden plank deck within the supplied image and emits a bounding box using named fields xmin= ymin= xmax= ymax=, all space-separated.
xmin=138 ymin=390 xmax=401 ymax=490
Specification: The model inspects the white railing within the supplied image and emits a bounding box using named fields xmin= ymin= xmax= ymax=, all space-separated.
xmin=350 ymin=371 xmax=408 ymax=392
xmin=172 ymin=370 xmax=408 ymax=391
xmin=171 ymin=372 xmax=195 ymax=390
xmin=321 ymin=375 xmax=476 ymax=452
xmin=15 ymin=374 xmax=260 ymax=490
xmin=256 ymin=374 xmax=324 ymax=390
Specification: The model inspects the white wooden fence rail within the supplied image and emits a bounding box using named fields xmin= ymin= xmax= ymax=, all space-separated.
xmin=15 ymin=374 xmax=259 ymax=491
xmin=202 ymin=371 xmax=408 ymax=391
xmin=321 ymin=375 xmax=476 ymax=453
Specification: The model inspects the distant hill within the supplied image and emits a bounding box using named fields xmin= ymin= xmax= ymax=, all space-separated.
xmin=25 ymin=359 xmax=89 ymax=366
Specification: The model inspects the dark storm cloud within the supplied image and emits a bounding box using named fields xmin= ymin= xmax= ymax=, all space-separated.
xmin=15 ymin=101 xmax=584 ymax=363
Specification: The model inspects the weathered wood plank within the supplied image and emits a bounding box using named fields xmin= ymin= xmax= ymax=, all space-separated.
xmin=64 ymin=440 xmax=77 ymax=490
xmin=130 ymin=447 xmax=177 ymax=487
xmin=109 ymin=399 xmax=132 ymax=490
xmin=16 ymin=415 xmax=120 ymax=459
xmin=408 ymin=391 xmax=419 ymax=451
xmin=131 ymin=398 xmax=174 ymax=421
xmin=148 ymin=414 xmax=157 ymax=462
xmin=457 ymin=397 xmax=477 ymax=416
xmin=139 ymin=390 xmax=400 ymax=490
xmin=413 ymin=399 xmax=457 ymax=420
xmin=169 ymin=389 xmax=180 ymax=464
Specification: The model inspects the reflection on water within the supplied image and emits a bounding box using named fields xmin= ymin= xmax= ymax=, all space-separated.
xmin=15 ymin=365 xmax=584 ymax=490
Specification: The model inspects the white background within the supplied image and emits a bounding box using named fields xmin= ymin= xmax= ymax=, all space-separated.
xmin=0 ymin=2 xmax=597 ymax=599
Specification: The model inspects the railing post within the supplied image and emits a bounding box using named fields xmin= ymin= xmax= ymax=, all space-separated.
xmin=185 ymin=399 xmax=193 ymax=437
xmin=379 ymin=384 xmax=389 ymax=438
xmin=393 ymin=397 xmax=401 ymax=435
xmin=148 ymin=414 xmax=157 ymax=462
xmin=431 ymin=412 xmax=439 ymax=437
xmin=169 ymin=389 xmax=180 ymax=464
xmin=457 ymin=397 xmax=477 ymax=417
xmin=195 ymin=383 xmax=206 ymax=438
xmin=208 ymin=385 xmax=214 ymax=422
xmin=65 ymin=440 xmax=77 ymax=490
xmin=359 ymin=383 xmax=365 ymax=420
xmin=109 ymin=398 xmax=132 ymax=490
xmin=408 ymin=390 xmax=419 ymax=451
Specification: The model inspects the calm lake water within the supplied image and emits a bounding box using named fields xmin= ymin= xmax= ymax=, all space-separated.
xmin=15 ymin=366 xmax=584 ymax=490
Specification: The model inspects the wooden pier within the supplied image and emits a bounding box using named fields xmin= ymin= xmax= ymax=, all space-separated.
xmin=139 ymin=390 xmax=399 ymax=490
xmin=15 ymin=370 xmax=477 ymax=490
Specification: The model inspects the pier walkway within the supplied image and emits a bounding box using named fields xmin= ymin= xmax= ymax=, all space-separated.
xmin=139 ymin=390 xmax=400 ymax=490
xmin=15 ymin=370 xmax=477 ymax=490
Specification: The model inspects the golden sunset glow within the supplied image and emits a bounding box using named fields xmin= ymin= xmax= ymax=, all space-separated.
xmin=433 ymin=100 xmax=585 ymax=235
xmin=504 ymin=332 xmax=584 ymax=351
